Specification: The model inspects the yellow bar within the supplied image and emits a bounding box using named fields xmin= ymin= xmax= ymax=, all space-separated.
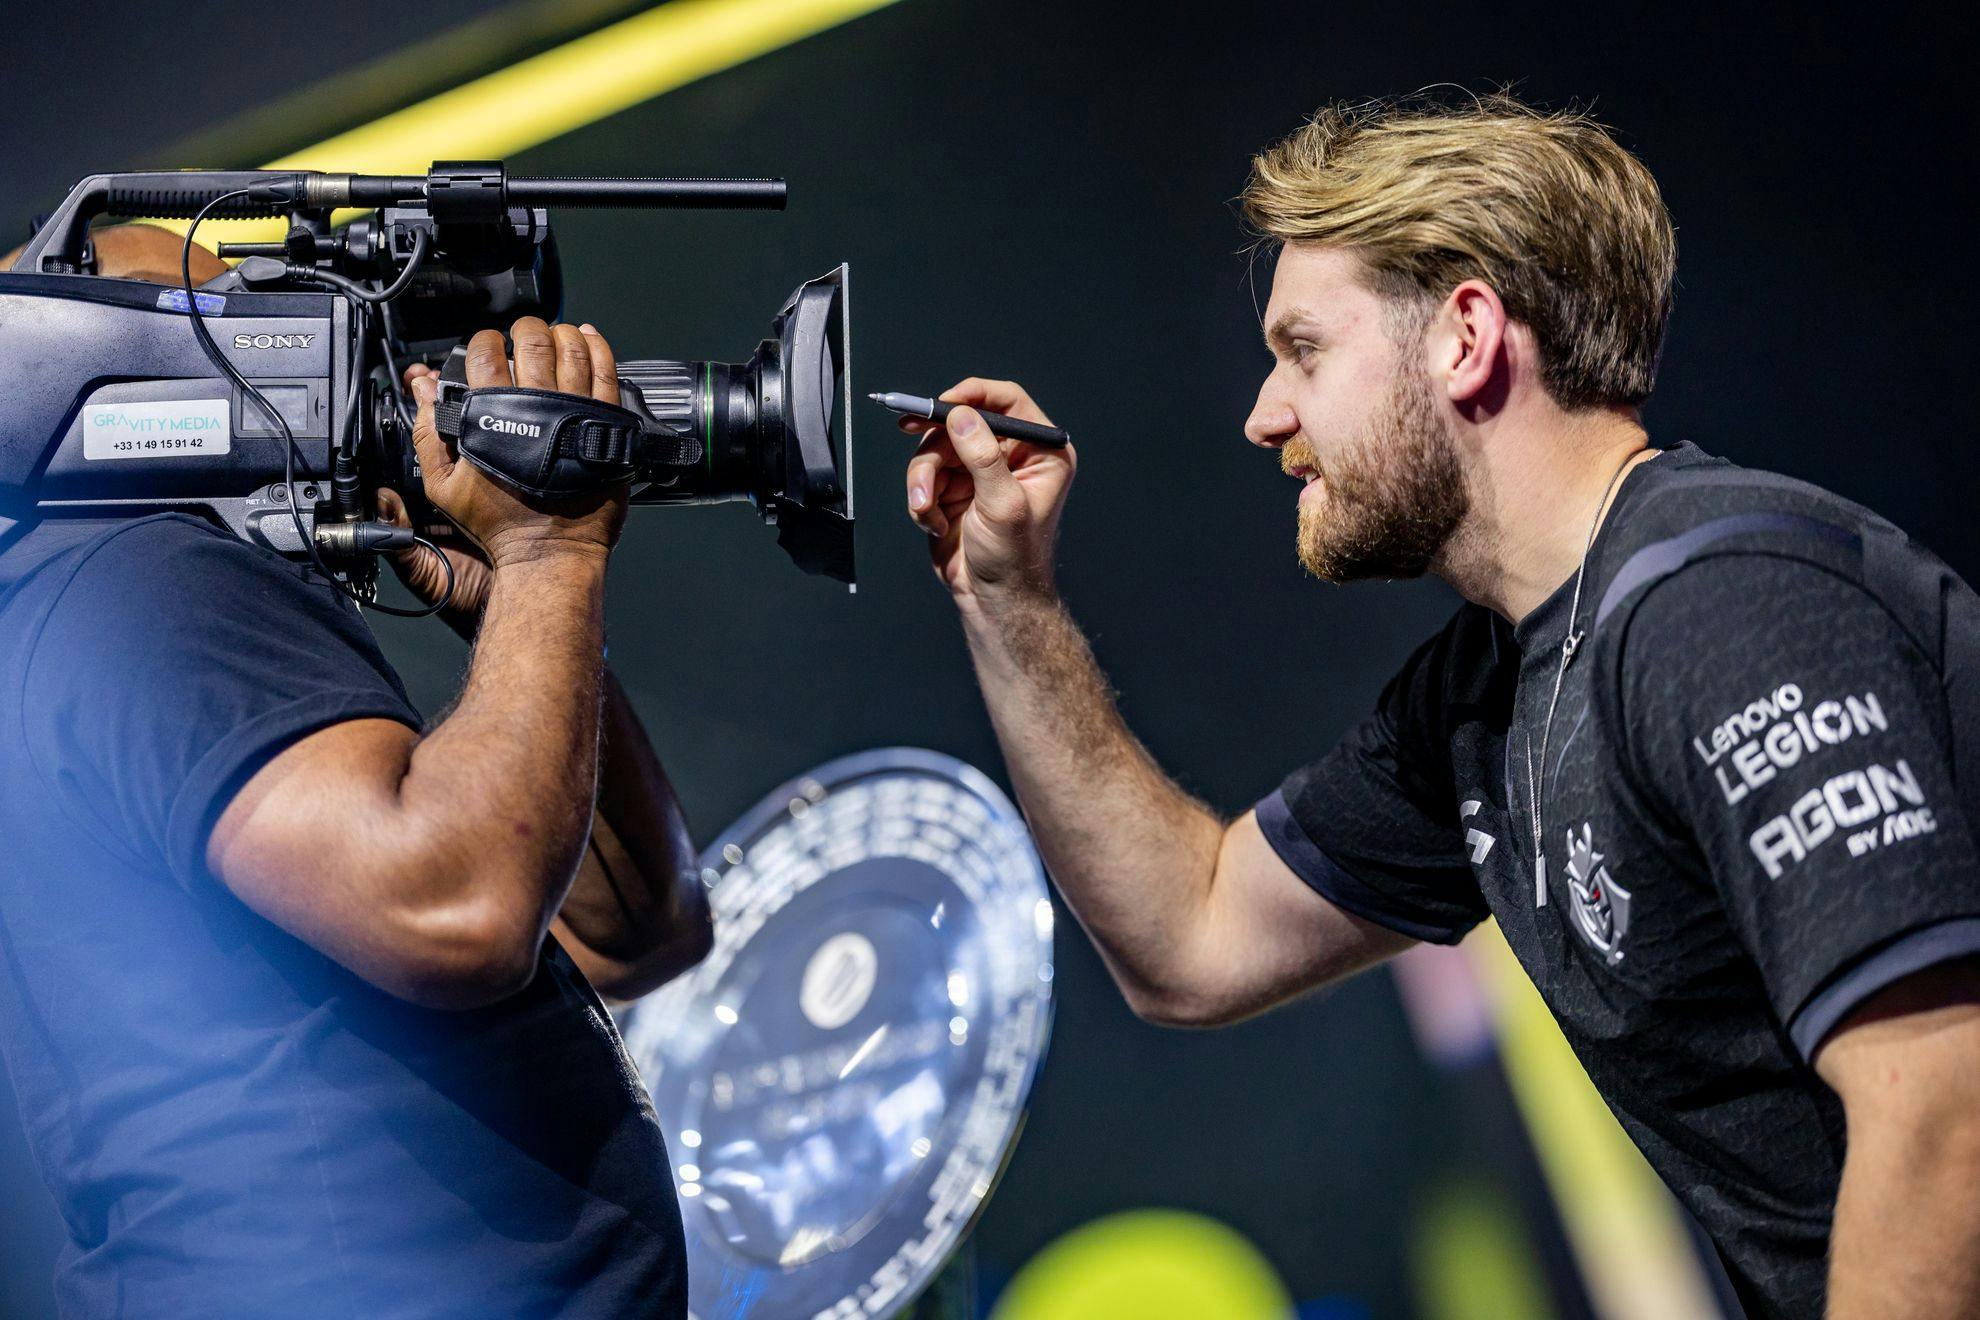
xmin=269 ymin=0 xmax=899 ymax=172
xmin=160 ymin=0 xmax=901 ymax=244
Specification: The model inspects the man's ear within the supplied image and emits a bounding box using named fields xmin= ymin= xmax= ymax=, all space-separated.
xmin=1437 ymin=278 xmax=1511 ymax=410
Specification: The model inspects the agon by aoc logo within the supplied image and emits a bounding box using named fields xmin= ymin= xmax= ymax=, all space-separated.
xmin=232 ymin=332 xmax=315 ymax=350
xmin=1564 ymin=822 xmax=1632 ymax=966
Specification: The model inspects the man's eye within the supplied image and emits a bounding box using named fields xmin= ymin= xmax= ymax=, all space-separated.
xmin=1292 ymin=342 xmax=1318 ymax=364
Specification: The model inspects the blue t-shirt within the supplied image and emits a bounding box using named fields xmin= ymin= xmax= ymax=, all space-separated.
xmin=0 ymin=513 xmax=686 ymax=1318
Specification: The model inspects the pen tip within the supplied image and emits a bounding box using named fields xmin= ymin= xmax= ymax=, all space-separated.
xmin=866 ymin=392 xmax=883 ymax=403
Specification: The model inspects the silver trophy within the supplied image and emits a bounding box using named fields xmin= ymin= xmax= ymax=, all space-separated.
xmin=619 ymin=748 xmax=1055 ymax=1319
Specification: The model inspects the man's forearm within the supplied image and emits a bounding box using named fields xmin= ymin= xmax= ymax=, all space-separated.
xmin=555 ymin=669 xmax=711 ymax=996
xmin=959 ymin=592 xmax=1225 ymax=1002
xmin=1827 ymin=1117 xmax=1980 ymax=1316
xmin=398 ymin=547 xmax=609 ymax=945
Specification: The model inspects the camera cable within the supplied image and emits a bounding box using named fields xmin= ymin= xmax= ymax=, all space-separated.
xmin=281 ymin=228 xmax=429 ymax=304
xmin=179 ymin=190 xmax=453 ymax=617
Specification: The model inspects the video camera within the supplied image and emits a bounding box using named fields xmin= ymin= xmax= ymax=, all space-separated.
xmin=0 ymin=162 xmax=855 ymax=604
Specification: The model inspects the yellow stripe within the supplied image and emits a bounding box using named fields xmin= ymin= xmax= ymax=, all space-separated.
xmin=268 ymin=0 xmax=898 ymax=171
xmin=1469 ymin=925 xmax=1725 ymax=1320
xmin=159 ymin=0 xmax=901 ymax=243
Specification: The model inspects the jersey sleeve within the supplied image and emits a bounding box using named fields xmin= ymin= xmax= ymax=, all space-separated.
xmin=1254 ymin=621 xmax=1490 ymax=945
xmin=20 ymin=515 xmax=423 ymax=892
xmin=1618 ymin=553 xmax=1980 ymax=1059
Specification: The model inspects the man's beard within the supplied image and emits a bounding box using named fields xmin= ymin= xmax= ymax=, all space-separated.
xmin=1288 ymin=367 xmax=1468 ymax=583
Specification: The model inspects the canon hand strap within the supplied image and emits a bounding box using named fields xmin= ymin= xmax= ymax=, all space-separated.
xmin=431 ymin=349 xmax=701 ymax=500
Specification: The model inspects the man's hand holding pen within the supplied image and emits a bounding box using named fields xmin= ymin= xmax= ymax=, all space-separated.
xmin=901 ymin=378 xmax=1076 ymax=609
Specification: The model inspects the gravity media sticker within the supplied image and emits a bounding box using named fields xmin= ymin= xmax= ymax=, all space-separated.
xmin=83 ymin=399 xmax=231 ymax=460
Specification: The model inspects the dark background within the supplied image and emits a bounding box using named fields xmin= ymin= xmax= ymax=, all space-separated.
xmin=2 ymin=2 xmax=1971 ymax=1315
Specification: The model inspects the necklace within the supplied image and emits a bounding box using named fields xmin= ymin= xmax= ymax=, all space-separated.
xmin=1524 ymin=446 xmax=1648 ymax=908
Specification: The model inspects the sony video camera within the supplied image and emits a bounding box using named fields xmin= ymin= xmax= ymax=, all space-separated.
xmin=0 ymin=162 xmax=854 ymax=599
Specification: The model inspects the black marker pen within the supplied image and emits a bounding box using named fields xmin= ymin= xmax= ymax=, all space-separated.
xmin=869 ymin=391 xmax=1070 ymax=448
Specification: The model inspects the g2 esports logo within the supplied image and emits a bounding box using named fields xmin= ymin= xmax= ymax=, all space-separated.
xmin=1564 ymin=822 xmax=1632 ymax=966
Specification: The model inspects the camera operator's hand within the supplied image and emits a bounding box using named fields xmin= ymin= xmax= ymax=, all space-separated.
xmin=375 ymin=484 xmax=490 ymax=641
xmin=903 ymin=378 xmax=1076 ymax=608
xmin=405 ymin=317 xmax=629 ymax=567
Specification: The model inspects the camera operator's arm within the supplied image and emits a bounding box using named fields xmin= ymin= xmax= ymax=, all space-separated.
xmin=378 ymin=379 xmax=711 ymax=998
xmin=903 ymin=380 xmax=1413 ymax=1026
xmin=552 ymin=670 xmax=712 ymax=1001
xmin=206 ymin=320 xmax=632 ymax=1011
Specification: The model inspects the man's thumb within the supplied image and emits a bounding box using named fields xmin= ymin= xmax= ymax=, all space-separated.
xmin=946 ymin=407 xmax=1024 ymax=521
xmin=406 ymin=375 xmax=451 ymax=484
xmin=372 ymin=488 xmax=424 ymax=573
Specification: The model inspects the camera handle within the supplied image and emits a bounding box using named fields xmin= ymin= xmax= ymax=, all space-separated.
xmin=12 ymin=164 xmax=785 ymax=275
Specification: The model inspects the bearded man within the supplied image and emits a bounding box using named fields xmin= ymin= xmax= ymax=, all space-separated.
xmin=900 ymin=94 xmax=1980 ymax=1319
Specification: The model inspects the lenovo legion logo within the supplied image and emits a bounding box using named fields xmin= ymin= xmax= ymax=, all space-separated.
xmin=232 ymin=332 xmax=315 ymax=350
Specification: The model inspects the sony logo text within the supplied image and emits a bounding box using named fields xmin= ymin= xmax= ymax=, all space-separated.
xmin=232 ymin=333 xmax=316 ymax=350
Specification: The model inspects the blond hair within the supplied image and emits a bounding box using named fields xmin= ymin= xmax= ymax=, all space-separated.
xmin=1242 ymin=92 xmax=1676 ymax=410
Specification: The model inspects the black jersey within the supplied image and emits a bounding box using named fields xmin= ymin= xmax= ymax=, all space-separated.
xmin=1255 ymin=442 xmax=1980 ymax=1319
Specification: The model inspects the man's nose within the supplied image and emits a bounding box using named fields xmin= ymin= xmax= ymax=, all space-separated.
xmin=1244 ymin=386 xmax=1297 ymax=449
